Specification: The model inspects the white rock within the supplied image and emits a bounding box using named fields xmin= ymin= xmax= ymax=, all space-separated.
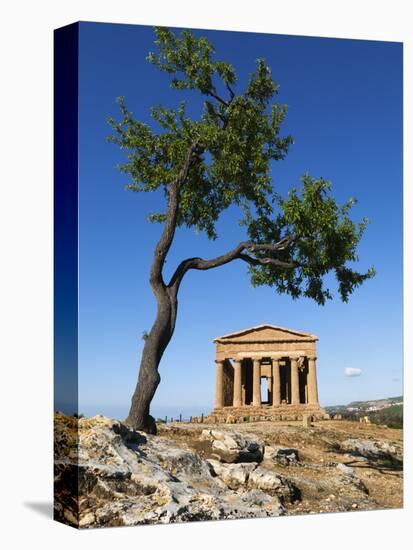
xmin=249 ymin=467 xmax=284 ymax=490
xmin=199 ymin=429 xmax=264 ymax=463
xmin=207 ymin=459 xmax=257 ymax=488
xmin=54 ymin=414 xmax=283 ymax=528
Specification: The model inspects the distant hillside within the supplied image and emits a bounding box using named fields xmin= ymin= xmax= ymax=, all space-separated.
xmin=369 ymin=405 xmax=403 ymax=429
xmin=325 ymin=396 xmax=403 ymax=428
xmin=347 ymin=396 xmax=403 ymax=408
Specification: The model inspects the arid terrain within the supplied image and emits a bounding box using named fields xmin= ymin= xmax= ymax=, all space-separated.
xmin=160 ymin=419 xmax=403 ymax=515
xmin=54 ymin=413 xmax=403 ymax=528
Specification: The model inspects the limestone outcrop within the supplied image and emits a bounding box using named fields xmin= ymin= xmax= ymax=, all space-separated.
xmin=54 ymin=414 xmax=286 ymax=528
xmin=54 ymin=414 xmax=403 ymax=528
xmin=206 ymin=459 xmax=297 ymax=500
xmin=340 ymin=438 xmax=402 ymax=465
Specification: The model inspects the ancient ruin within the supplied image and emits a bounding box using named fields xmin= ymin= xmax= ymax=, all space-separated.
xmin=210 ymin=324 xmax=326 ymax=422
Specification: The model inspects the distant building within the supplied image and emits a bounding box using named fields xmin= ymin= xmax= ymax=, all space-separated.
xmin=210 ymin=324 xmax=326 ymax=423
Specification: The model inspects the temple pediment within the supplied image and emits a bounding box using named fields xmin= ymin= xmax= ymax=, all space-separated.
xmin=214 ymin=324 xmax=318 ymax=343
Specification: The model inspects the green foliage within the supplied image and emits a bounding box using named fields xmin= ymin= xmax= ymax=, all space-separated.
xmin=108 ymin=26 xmax=292 ymax=239
xmin=369 ymin=405 xmax=403 ymax=429
xmin=108 ymin=26 xmax=374 ymax=304
xmin=247 ymin=176 xmax=375 ymax=304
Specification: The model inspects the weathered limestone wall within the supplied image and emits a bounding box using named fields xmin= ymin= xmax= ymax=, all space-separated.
xmin=216 ymin=340 xmax=317 ymax=361
xmin=209 ymin=404 xmax=327 ymax=424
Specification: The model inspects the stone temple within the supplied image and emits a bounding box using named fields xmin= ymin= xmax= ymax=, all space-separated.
xmin=209 ymin=324 xmax=326 ymax=422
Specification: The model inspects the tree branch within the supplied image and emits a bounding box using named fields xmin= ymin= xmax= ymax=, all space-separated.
xmin=238 ymin=253 xmax=296 ymax=269
xmin=225 ymin=82 xmax=235 ymax=101
xmin=168 ymin=236 xmax=297 ymax=292
xmin=207 ymin=89 xmax=229 ymax=107
xmin=204 ymin=84 xmax=237 ymax=130
xmin=244 ymin=235 xmax=297 ymax=252
xmin=149 ymin=141 xmax=201 ymax=294
xmin=168 ymin=242 xmax=246 ymax=292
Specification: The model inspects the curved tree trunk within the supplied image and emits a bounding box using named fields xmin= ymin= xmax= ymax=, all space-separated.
xmin=124 ymin=144 xmax=199 ymax=434
xmin=125 ymin=290 xmax=177 ymax=433
xmin=122 ymin=142 xmax=293 ymax=434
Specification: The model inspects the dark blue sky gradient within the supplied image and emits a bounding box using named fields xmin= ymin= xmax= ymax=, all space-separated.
xmin=54 ymin=23 xmax=79 ymax=415
xmin=77 ymin=22 xmax=402 ymax=419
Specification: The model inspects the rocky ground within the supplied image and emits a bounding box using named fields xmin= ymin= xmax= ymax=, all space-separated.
xmin=54 ymin=413 xmax=403 ymax=528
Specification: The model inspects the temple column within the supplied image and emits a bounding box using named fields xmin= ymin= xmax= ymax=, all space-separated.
xmin=215 ymin=360 xmax=224 ymax=409
xmin=272 ymin=358 xmax=281 ymax=406
xmin=290 ymin=357 xmax=300 ymax=405
xmin=233 ymin=359 xmax=243 ymax=407
xmin=252 ymin=358 xmax=261 ymax=407
xmin=308 ymin=356 xmax=319 ymax=404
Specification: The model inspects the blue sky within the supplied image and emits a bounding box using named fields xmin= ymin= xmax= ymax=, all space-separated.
xmin=77 ymin=22 xmax=402 ymax=419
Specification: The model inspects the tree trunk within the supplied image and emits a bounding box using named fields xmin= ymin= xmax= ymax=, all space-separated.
xmin=124 ymin=143 xmax=203 ymax=433
xmin=125 ymin=290 xmax=177 ymax=434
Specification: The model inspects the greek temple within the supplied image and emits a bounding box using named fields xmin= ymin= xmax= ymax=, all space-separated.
xmin=210 ymin=324 xmax=325 ymax=422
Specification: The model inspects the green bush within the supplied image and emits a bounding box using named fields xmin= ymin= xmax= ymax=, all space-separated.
xmin=369 ymin=405 xmax=403 ymax=429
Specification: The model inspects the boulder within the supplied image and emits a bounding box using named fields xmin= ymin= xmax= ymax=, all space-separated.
xmin=207 ymin=459 xmax=257 ymax=489
xmin=200 ymin=429 xmax=264 ymax=463
xmin=207 ymin=459 xmax=297 ymax=502
xmin=249 ymin=467 xmax=297 ymax=501
xmin=265 ymin=445 xmax=300 ymax=465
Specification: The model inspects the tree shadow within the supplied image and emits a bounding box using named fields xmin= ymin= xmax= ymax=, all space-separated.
xmin=342 ymin=458 xmax=403 ymax=476
xmin=326 ymin=449 xmax=403 ymax=476
xmin=23 ymin=502 xmax=53 ymax=519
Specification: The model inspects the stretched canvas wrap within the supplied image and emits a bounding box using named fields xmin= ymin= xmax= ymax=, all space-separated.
xmin=54 ymin=22 xmax=403 ymax=528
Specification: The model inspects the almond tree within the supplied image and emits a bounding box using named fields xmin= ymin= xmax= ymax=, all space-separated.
xmin=108 ymin=27 xmax=375 ymax=433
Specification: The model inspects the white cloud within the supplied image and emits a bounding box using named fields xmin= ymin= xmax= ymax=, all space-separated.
xmin=344 ymin=368 xmax=362 ymax=377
